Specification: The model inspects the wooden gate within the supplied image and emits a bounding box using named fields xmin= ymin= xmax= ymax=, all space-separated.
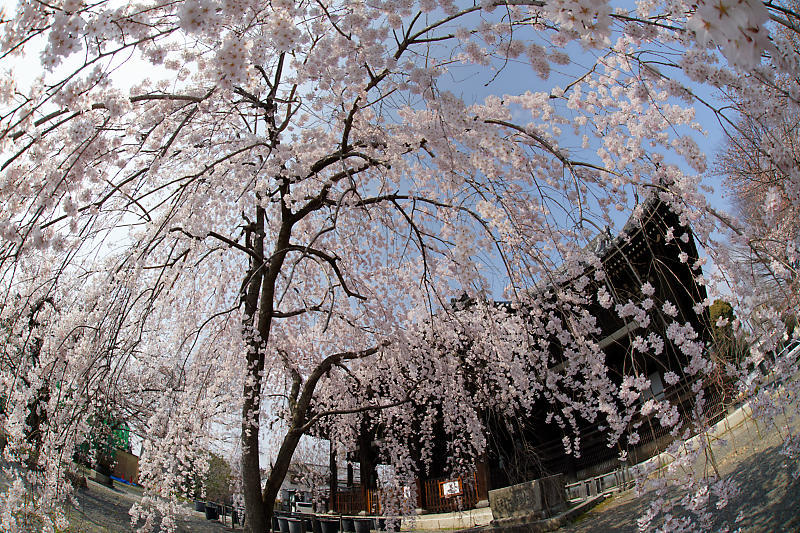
xmin=421 ymin=472 xmax=482 ymax=513
xmin=332 ymin=485 xmax=381 ymax=514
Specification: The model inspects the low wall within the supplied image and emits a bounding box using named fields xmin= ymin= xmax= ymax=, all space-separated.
xmin=488 ymin=474 xmax=567 ymax=523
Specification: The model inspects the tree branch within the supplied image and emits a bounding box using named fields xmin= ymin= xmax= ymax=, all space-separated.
xmin=168 ymin=227 xmax=261 ymax=261
xmin=293 ymin=341 xmax=390 ymax=429
xmin=284 ymin=244 xmax=367 ymax=300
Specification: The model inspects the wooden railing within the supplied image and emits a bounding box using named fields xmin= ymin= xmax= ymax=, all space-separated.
xmin=421 ymin=472 xmax=481 ymax=513
xmin=366 ymin=488 xmax=381 ymax=514
xmin=333 ymin=467 xmax=488 ymax=514
xmin=332 ymin=485 xmax=381 ymax=514
xmin=333 ymin=485 xmax=364 ymax=515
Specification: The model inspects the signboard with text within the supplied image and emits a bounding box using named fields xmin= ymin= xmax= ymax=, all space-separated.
xmin=439 ymin=478 xmax=463 ymax=498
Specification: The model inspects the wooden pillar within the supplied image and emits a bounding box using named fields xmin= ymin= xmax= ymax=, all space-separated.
xmin=566 ymin=452 xmax=577 ymax=482
xmin=329 ymin=440 xmax=338 ymax=513
xmin=476 ymin=461 xmax=489 ymax=500
xmin=359 ymin=418 xmax=377 ymax=515
xmin=359 ymin=417 xmax=377 ymax=489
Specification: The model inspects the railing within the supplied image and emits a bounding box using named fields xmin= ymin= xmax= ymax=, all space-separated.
xmin=565 ymin=467 xmax=633 ymax=501
xmin=557 ymin=379 xmax=737 ymax=502
xmin=195 ymin=501 xmax=243 ymax=529
xmin=421 ymin=472 xmax=480 ymax=513
xmin=518 ymin=378 xmax=735 ymax=481
xmin=333 ymin=485 xmax=365 ymax=515
xmin=332 ymin=485 xmax=381 ymax=514
xmin=366 ymin=488 xmax=381 ymax=514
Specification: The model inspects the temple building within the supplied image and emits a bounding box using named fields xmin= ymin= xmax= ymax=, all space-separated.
xmin=330 ymin=194 xmax=717 ymax=514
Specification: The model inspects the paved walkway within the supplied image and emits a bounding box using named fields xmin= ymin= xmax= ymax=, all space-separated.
xmin=560 ymin=402 xmax=800 ymax=532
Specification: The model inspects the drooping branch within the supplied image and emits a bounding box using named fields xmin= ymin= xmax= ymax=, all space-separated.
xmin=168 ymin=227 xmax=261 ymax=261
xmin=298 ymin=397 xmax=411 ymax=434
xmin=483 ymin=118 xmax=613 ymax=175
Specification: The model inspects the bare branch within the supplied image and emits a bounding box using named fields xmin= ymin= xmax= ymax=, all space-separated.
xmin=284 ymin=244 xmax=367 ymax=300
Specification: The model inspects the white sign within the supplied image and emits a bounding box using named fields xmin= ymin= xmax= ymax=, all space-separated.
xmin=441 ymin=480 xmax=461 ymax=497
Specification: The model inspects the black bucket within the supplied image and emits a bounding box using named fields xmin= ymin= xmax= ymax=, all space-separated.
xmin=354 ymin=518 xmax=372 ymax=533
xmin=319 ymin=518 xmax=340 ymax=533
xmin=288 ymin=518 xmax=305 ymax=533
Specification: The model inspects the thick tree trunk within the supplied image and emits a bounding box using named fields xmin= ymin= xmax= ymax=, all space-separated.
xmin=241 ymin=206 xmax=268 ymax=533
xmin=242 ymin=390 xmax=268 ymax=532
xmin=241 ymin=206 xmax=295 ymax=532
xmin=262 ymin=428 xmax=305 ymax=528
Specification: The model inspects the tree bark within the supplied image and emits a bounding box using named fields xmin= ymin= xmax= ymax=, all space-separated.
xmin=241 ymin=206 xmax=268 ymax=533
xmin=242 ymin=203 xmax=295 ymax=532
xmin=261 ymin=427 xmax=304 ymax=528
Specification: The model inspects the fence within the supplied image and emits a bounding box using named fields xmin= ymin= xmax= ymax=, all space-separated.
xmin=565 ymin=467 xmax=634 ymax=501
xmin=518 ymin=378 xmax=735 ymax=481
xmin=332 ymin=470 xmax=485 ymax=514
xmin=332 ymin=485 xmax=381 ymax=514
xmin=421 ymin=472 xmax=482 ymax=513
xmin=562 ymin=378 xmax=738 ymax=502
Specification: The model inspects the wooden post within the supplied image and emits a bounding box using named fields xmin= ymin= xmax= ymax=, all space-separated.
xmin=329 ymin=440 xmax=338 ymax=513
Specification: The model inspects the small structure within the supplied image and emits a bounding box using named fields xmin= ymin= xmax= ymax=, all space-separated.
xmin=113 ymin=449 xmax=140 ymax=485
xmin=275 ymin=461 xmax=330 ymax=513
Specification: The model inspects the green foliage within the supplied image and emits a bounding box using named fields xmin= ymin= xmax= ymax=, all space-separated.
xmin=73 ymin=412 xmax=130 ymax=475
xmin=709 ymin=299 xmax=749 ymax=366
xmin=204 ymin=453 xmax=234 ymax=504
xmin=709 ymin=300 xmax=734 ymax=324
xmin=186 ymin=452 xmax=234 ymax=504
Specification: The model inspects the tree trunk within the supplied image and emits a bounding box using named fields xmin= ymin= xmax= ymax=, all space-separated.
xmin=241 ymin=206 xmax=268 ymax=533
xmin=242 ymin=390 xmax=268 ymax=532
xmin=262 ymin=428 xmax=305 ymax=529
xmin=241 ymin=206 xmax=295 ymax=532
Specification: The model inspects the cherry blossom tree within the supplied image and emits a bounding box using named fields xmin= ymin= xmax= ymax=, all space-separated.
xmin=715 ymin=110 xmax=800 ymax=317
xmin=1 ymin=1 xmax=800 ymax=532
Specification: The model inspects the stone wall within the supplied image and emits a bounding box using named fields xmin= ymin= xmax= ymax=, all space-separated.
xmin=488 ymin=474 xmax=567 ymax=523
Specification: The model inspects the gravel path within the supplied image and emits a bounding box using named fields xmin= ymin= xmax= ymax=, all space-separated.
xmin=560 ymin=401 xmax=800 ymax=532
xmin=66 ymin=478 xmax=233 ymax=533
